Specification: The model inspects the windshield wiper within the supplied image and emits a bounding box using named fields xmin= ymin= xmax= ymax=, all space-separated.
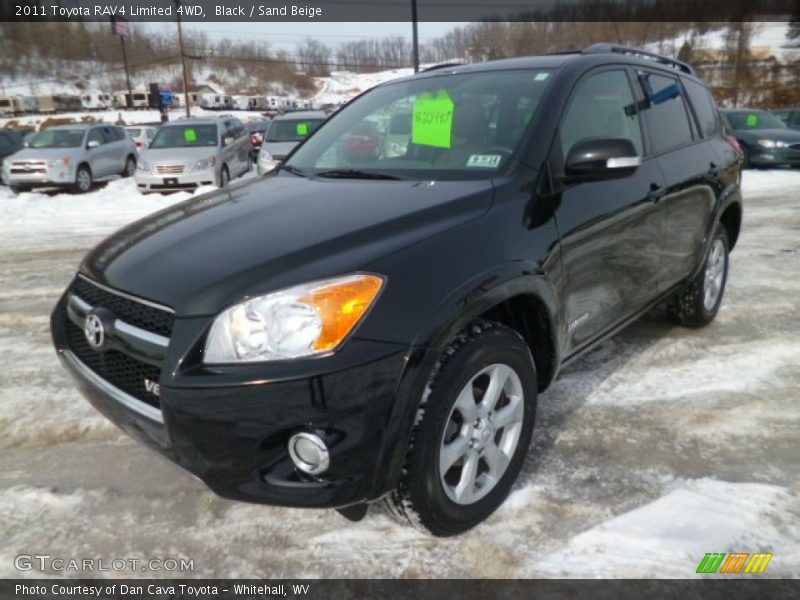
xmin=314 ymin=169 xmax=402 ymax=181
xmin=278 ymin=164 xmax=307 ymax=177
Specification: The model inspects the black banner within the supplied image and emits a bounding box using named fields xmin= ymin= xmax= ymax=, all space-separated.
xmin=1 ymin=0 xmax=799 ymax=22
xmin=2 ymin=579 xmax=800 ymax=600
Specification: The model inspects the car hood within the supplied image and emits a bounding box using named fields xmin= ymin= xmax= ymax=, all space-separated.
xmin=734 ymin=128 xmax=800 ymax=143
xmin=261 ymin=141 xmax=298 ymax=159
xmin=7 ymin=147 xmax=83 ymax=161
xmin=141 ymin=146 xmax=218 ymax=163
xmin=81 ymin=173 xmax=493 ymax=316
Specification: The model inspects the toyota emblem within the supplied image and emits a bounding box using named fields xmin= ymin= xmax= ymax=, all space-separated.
xmin=84 ymin=313 xmax=105 ymax=349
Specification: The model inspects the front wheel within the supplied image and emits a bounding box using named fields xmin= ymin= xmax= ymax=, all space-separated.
xmin=667 ymin=225 xmax=729 ymax=327
xmin=73 ymin=165 xmax=92 ymax=194
xmin=386 ymin=320 xmax=537 ymax=536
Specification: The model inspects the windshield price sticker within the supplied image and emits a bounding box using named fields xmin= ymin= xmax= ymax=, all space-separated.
xmin=746 ymin=114 xmax=759 ymax=127
xmin=296 ymin=122 xmax=309 ymax=136
xmin=467 ymin=154 xmax=503 ymax=168
xmin=412 ymin=90 xmax=454 ymax=148
xmin=184 ymin=128 xmax=197 ymax=142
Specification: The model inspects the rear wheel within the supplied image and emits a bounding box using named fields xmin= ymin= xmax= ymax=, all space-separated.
xmin=122 ymin=155 xmax=136 ymax=177
xmin=667 ymin=224 xmax=729 ymax=327
xmin=9 ymin=185 xmax=30 ymax=194
xmin=386 ymin=321 xmax=537 ymax=536
xmin=73 ymin=165 xmax=92 ymax=194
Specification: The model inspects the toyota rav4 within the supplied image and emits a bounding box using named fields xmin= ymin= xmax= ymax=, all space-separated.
xmin=52 ymin=45 xmax=742 ymax=536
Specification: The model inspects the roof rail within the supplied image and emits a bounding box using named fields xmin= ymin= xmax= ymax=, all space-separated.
xmin=582 ymin=43 xmax=695 ymax=76
xmin=420 ymin=62 xmax=465 ymax=73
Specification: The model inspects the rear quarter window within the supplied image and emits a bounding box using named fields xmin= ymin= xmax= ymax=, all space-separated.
xmin=638 ymin=71 xmax=695 ymax=154
xmin=683 ymin=79 xmax=719 ymax=137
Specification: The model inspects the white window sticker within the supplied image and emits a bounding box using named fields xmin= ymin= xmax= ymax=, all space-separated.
xmin=534 ymin=72 xmax=550 ymax=81
xmin=466 ymin=154 xmax=502 ymax=168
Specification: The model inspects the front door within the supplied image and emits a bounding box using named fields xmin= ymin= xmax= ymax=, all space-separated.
xmin=552 ymin=68 xmax=666 ymax=354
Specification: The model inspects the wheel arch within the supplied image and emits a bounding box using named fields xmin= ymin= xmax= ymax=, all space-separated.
xmin=720 ymin=201 xmax=742 ymax=250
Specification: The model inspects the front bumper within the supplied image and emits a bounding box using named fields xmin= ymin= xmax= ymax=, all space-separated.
xmin=51 ymin=296 xmax=411 ymax=508
xmin=134 ymin=168 xmax=216 ymax=193
xmin=4 ymin=166 xmax=75 ymax=187
xmin=750 ymin=147 xmax=800 ymax=166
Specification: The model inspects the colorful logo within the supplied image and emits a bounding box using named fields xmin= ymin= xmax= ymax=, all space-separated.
xmin=696 ymin=552 xmax=773 ymax=574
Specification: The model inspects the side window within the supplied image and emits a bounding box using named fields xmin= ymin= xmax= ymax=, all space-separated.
xmin=791 ymin=112 xmax=800 ymax=127
xmin=560 ymin=70 xmax=643 ymax=160
xmin=684 ymin=78 xmax=719 ymax=137
xmin=638 ymin=72 xmax=694 ymax=153
xmin=87 ymin=128 xmax=104 ymax=146
xmin=100 ymin=127 xmax=116 ymax=144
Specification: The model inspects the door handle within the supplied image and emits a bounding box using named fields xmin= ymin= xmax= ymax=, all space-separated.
xmin=647 ymin=182 xmax=665 ymax=202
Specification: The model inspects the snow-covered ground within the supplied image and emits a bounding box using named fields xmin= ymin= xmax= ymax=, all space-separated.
xmin=0 ymin=171 xmax=798 ymax=578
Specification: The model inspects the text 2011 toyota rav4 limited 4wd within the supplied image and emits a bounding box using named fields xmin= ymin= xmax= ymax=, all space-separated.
xmin=52 ymin=45 xmax=742 ymax=536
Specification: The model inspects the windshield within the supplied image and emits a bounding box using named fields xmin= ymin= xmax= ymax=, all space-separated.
xmin=285 ymin=69 xmax=552 ymax=180
xmin=724 ymin=111 xmax=786 ymax=130
xmin=151 ymin=124 xmax=218 ymax=148
xmin=266 ymin=119 xmax=324 ymax=142
xmin=29 ymin=129 xmax=84 ymax=148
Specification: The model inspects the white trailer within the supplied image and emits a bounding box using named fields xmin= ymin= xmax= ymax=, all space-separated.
xmin=81 ymin=92 xmax=113 ymax=110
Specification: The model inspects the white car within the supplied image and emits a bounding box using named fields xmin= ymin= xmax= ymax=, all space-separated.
xmin=124 ymin=126 xmax=159 ymax=153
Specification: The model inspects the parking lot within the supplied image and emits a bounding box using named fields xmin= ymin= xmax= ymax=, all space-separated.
xmin=0 ymin=170 xmax=797 ymax=578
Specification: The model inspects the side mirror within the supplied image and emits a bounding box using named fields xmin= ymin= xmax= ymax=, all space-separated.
xmin=87 ymin=140 xmax=101 ymax=149
xmin=565 ymin=137 xmax=641 ymax=181
xmin=223 ymin=136 xmax=234 ymax=146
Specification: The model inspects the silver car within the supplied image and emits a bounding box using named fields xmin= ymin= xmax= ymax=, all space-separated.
xmin=2 ymin=123 xmax=137 ymax=194
xmin=257 ymin=111 xmax=326 ymax=174
xmin=135 ymin=117 xmax=252 ymax=193
xmin=124 ymin=126 xmax=159 ymax=153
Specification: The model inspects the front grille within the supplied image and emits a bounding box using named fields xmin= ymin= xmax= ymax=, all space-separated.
xmin=11 ymin=160 xmax=47 ymax=174
xmin=155 ymin=164 xmax=185 ymax=175
xmin=71 ymin=277 xmax=174 ymax=337
xmin=66 ymin=320 xmax=161 ymax=409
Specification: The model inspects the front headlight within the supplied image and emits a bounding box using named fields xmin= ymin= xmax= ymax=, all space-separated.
xmin=137 ymin=159 xmax=150 ymax=171
xmin=757 ymin=139 xmax=777 ymax=148
xmin=192 ymin=156 xmax=216 ymax=171
xmin=204 ymin=273 xmax=384 ymax=363
xmin=47 ymin=156 xmax=71 ymax=167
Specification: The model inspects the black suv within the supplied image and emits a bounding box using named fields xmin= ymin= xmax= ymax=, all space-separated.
xmin=51 ymin=45 xmax=742 ymax=536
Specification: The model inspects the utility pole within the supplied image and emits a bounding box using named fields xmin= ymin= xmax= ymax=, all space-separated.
xmin=175 ymin=0 xmax=191 ymax=117
xmin=411 ymin=0 xmax=420 ymax=73
xmin=111 ymin=16 xmax=133 ymax=108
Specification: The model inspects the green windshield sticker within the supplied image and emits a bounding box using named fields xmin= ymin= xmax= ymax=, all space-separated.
xmin=412 ymin=90 xmax=454 ymax=148
xmin=296 ymin=122 xmax=309 ymax=136
xmin=747 ymin=114 xmax=758 ymax=127
xmin=184 ymin=128 xmax=197 ymax=142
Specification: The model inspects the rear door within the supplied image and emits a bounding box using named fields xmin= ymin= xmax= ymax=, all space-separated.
xmin=553 ymin=68 xmax=666 ymax=352
xmin=637 ymin=71 xmax=718 ymax=290
xmin=85 ymin=127 xmax=108 ymax=176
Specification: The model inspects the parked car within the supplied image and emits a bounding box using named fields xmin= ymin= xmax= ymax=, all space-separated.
xmin=720 ymin=109 xmax=800 ymax=168
xmin=124 ymin=126 xmax=159 ymax=152
xmin=51 ymin=44 xmax=742 ymax=536
xmin=771 ymin=107 xmax=800 ymax=131
xmin=134 ymin=116 xmax=251 ymax=193
xmin=256 ymin=110 xmax=326 ymax=174
xmin=3 ymin=123 xmax=136 ymax=193
xmin=0 ymin=129 xmax=26 ymax=182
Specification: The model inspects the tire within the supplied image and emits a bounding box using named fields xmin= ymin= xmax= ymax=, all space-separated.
xmin=9 ymin=185 xmax=30 ymax=194
xmin=73 ymin=165 xmax=92 ymax=194
xmin=666 ymin=224 xmax=729 ymax=328
xmin=219 ymin=165 xmax=230 ymax=188
xmin=386 ymin=320 xmax=537 ymax=536
xmin=122 ymin=155 xmax=136 ymax=177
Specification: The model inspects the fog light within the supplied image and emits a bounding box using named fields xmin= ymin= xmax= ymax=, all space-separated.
xmin=288 ymin=432 xmax=329 ymax=475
